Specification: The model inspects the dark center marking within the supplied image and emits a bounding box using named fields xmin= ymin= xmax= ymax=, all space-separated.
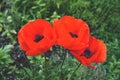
xmin=69 ymin=32 xmax=78 ymax=38
xmin=34 ymin=34 xmax=44 ymax=42
xmin=82 ymin=49 xmax=93 ymax=58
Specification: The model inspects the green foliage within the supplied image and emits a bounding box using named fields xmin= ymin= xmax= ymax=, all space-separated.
xmin=0 ymin=0 xmax=120 ymax=80
xmin=0 ymin=45 xmax=13 ymax=65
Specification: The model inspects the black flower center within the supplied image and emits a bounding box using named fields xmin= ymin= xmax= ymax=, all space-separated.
xmin=81 ymin=49 xmax=93 ymax=58
xmin=34 ymin=34 xmax=44 ymax=42
xmin=69 ymin=32 xmax=78 ymax=38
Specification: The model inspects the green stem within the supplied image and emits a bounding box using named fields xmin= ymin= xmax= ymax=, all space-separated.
xmin=24 ymin=53 xmax=32 ymax=69
xmin=44 ymin=56 xmax=47 ymax=79
xmin=59 ymin=48 xmax=67 ymax=79
xmin=22 ymin=67 xmax=31 ymax=78
xmin=69 ymin=64 xmax=81 ymax=79
xmin=60 ymin=52 xmax=67 ymax=69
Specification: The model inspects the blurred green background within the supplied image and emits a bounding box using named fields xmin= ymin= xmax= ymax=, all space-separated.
xmin=0 ymin=0 xmax=120 ymax=80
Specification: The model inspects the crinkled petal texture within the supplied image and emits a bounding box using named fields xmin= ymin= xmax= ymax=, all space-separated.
xmin=18 ymin=19 xmax=56 ymax=56
xmin=54 ymin=16 xmax=90 ymax=53
xmin=70 ymin=36 xmax=106 ymax=67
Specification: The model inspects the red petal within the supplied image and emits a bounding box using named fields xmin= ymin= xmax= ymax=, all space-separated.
xmin=53 ymin=16 xmax=89 ymax=51
xmin=18 ymin=19 xmax=55 ymax=56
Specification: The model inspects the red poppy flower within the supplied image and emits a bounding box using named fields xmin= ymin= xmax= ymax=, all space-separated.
xmin=53 ymin=16 xmax=90 ymax=53
xmin=70 ymin=36 xmax=107 ymax=67
xmin=18 ymin=19 xmax=56 ymax=56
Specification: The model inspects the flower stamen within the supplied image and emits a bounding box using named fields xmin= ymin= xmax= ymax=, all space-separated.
xmin=81 ymin=49 xmax=93 ymax=58
xmin=34 ymin=34 xmax=44 ymax=42
xmin=69 ymin=32 xmax=78 ymax=38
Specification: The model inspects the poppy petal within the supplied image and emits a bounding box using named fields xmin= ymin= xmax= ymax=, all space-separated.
xmin=54 ymin=16 xmax=90 ymax=52
xmin=18 ymin=19 xmax=55 ymax=56
xmin=70 ymin=36 xmax=107 ymax=67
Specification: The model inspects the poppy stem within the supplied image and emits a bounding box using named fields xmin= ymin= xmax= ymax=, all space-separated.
xmin=44 ymin=56 xmax=48 ymax=80
xmin=23 ymin=53 xmax=32 ymax=69
xmin=60 ymin=51 xmax=67 ymax=69
xmin=69 ymin=63 xmax=81 ymax=79
xmin=22 ymin=66 xmax=31 ymax=78
xmin=59 ymin=47 xmax=67 ymax=79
